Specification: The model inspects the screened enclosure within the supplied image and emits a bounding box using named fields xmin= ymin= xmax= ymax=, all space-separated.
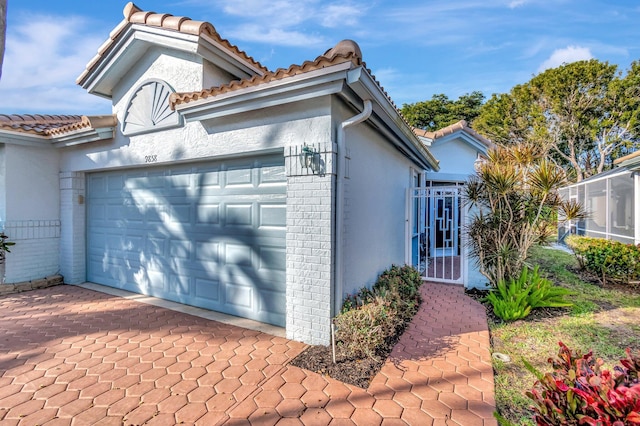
xmin=559 ymin=168 xmax=639 ymax=245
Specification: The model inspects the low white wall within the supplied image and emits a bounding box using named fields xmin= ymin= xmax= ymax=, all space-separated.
xmin=1 ymin=145 xmax=61 ymax=283
xmin=3 ymin=220 xmax=60 ymax=283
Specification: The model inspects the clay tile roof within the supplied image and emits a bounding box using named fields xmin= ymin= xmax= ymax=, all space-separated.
xmin=0 ymin=114 xmax=117 ymax=137
xmin=77 ymin=2 xmax=268 ymax=85
xmin=170 ymin=39 xmax=367 ymax=108
xmin=413 ymin=120 xmax=493 ymax=146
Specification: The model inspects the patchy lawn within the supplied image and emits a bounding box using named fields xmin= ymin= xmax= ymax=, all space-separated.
xmin=488 ymin=246 xmax=640 ymax=425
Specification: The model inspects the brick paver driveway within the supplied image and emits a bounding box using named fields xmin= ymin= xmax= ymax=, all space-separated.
xmin=0 ymin=286 xmax=304 ymax=425
xmin=0 ymin=283 xmax=496 ymax=425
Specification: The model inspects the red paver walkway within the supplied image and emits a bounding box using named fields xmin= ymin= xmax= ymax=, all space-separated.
xmin=0 ymin=282 xmax=496 ymax=425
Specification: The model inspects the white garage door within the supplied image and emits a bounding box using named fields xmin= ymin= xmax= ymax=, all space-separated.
xmin=86 ymin=155 xmax=286 ymax=326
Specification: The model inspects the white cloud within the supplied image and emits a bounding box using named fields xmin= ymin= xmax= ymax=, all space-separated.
xmin=202 ymin=0 xmax=365 ymax=46
xmin=508 ymin=0 xmax=528 ymax=8
xmin=0 ymin=15 xmax=110 ymax=114
xmin=321 ymin=4 xmax=364 ymax=28
xmin=226 ymin=24 xmax=325 ymax=48
xmin=538 ymin=45 xmax=593 ymax=72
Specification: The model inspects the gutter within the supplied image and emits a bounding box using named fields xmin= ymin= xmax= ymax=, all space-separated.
xmin=334 ymin=99 xmax=372 ymax=316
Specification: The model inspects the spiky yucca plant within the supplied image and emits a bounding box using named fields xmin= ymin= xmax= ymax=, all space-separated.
xmin=465 ymin=142 xmax=586 ymax=286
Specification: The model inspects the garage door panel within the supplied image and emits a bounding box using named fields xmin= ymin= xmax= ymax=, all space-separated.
xmin=260 ymin=164 xmax=286 ymax=184
xmin=194 ymin=277 xmax=221 ymax=301
xmin=224 ymin=282 xmax=253 ymax=309
xmin=87 ymin=155 xmax=286 ymax=326
xmin=196 ymin=203 xmax=220 ymax=224
xmin=225 ymin=204 xmax=253 ymax=226
xmin=258 ymin=246 xmax=286 ymax=272
xmin=226 ymin=167 xmax=253 ymax=186
xmin=259 ymin=204 xmax=286 ymax=228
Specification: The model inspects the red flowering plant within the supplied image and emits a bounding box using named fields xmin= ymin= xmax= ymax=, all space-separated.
xmin=524 ymin=342 xmax=640 ymax=425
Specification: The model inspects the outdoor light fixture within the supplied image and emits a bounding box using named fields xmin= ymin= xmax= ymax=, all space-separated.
xmin=299 ymin=144 xmax=320 ymax=173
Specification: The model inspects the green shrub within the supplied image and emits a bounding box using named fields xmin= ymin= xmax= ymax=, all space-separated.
xmin=566 ymin=235 xmax=640 ymax=284
xmin=336 ymin=265 xmax=422 ymax=359
xmin=485 ymin=266 xmax=572 ymax=321
xmin=525 ymin=342 xmax=640 ymax=425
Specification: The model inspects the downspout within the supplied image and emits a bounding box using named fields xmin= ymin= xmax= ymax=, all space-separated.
xmin=334 ymin=99 xmax=372 ymax=315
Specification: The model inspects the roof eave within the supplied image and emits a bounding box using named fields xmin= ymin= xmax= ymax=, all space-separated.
xmin=78 ymin=24 xmax=200 ymax=98
xmin=174 ymin=61 xmax=354 ymax=122
xmin=51 ymin=127 xmax=115 ymax=147
xmin=0 ymin=126 xmax=115 ymax=148
xmin=432 ymin=131 xmax=490 ymax=154
xmin=345 ymin=67 xmax=439 ymax=171
xmin=78 ymin=23 xmax=266 ymax=100
xmin=614 ymin=151 xmax=640 ymax=170
xmin=198 ymin=33 xmax=265 ymax=78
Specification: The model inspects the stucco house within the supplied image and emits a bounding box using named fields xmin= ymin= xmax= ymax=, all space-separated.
xmin=0 ymin=2 xmax=442 ymax=345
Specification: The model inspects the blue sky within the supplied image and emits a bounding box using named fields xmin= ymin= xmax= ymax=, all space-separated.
xmin=0 ymin=0 xmax=638 ymax=115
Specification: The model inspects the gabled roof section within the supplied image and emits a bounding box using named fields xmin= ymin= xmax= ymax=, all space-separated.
xmin=77 ymin=2 xmax=268 ymax=97
xmin=170 ymin=37 xmax=438 ymax=171
xmin=0 ymin=114 xmax=117 ymax=147
xmin=413 ymin=120 xmax=492 ymax=147
xmin=170 ymin=39 xmax=362 ymax=108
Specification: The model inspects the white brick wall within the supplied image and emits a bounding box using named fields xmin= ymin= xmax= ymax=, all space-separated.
xmin=285 ymin=145 xmax=336 ymax=345
xmin=59 ymin=172 xmax=86 ymax=284
xmin=3 ymin=221 xmax=61 ymax=283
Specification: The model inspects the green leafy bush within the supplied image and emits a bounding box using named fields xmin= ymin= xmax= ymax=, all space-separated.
xmin=336 ymin=265 xmax=422 ymax=359
xmin=525 ymin=342 xmax=640 ymax=425
xmin=485 ymin=266 xmax=572 ymax=321
xmin=566 ymin=235 xmax=640 ymax=285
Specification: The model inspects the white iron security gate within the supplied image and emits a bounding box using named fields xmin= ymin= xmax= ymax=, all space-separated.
xmin=409 ymin=185 xmax=464 ymax=284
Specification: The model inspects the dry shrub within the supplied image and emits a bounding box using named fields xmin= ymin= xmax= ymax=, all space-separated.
xmin=334 ymin=297 xmax=401 ymax=360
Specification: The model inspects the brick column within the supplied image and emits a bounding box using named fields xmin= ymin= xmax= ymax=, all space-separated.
xmin=284 ymin=143 xmax=336 ymax=345
xmin=59 ymin=172 xmax=86 ymax=284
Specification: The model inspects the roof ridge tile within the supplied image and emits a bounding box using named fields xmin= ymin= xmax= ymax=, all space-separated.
xmin=77 ymin=2 xmax=268 ymax=86
xmin=170 ymin=47 xmax=362 ymax=109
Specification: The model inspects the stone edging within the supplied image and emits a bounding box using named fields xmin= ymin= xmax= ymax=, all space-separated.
xmin=0 ymin=275 xmax=64 ymax=296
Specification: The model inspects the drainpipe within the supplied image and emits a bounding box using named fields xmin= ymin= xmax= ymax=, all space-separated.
xmin=334 ymin=99 xmax=372 ymax=315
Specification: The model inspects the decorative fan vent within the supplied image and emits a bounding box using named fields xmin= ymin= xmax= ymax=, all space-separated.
xmin=122 ymin=80 xmax=182 ymax=136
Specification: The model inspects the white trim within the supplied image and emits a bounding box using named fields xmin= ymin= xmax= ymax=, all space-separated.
xmin=0 ymin=127 xmax=114 ymax=148
xmin=563 ymin=169 xmax=630 ymax=188
xmin=574 ymin=227 xmax=636 ymax=243
xmin=175 ymin=62 xmax=352 ymax=120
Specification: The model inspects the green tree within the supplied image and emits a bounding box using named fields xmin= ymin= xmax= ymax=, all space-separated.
xmin=474 ymin=60 xmax=640 ymax=182
xmin=402 ymin=91 xmax=484 ymax=131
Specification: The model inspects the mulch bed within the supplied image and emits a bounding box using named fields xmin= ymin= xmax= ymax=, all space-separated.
xmin=289 ymin=325 xmax=408 ymax=389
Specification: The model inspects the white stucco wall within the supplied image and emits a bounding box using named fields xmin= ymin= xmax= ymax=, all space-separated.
xmin=5 ymin=144 xmax=60 ymax=221
xmin=115 ymin=47 xmax=205 ymax=106
xmin=60 ymin=100 xmax=331 ymax=173
xmin=60 ymin=45 xmax=333 ymax=173
xmin=333 ymin=99 xmax=415 ymax=299
xmin=1 ymin=143 xmax=61 ymax=283
xmin=426 ymin=136 xmax=479 ymax=182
